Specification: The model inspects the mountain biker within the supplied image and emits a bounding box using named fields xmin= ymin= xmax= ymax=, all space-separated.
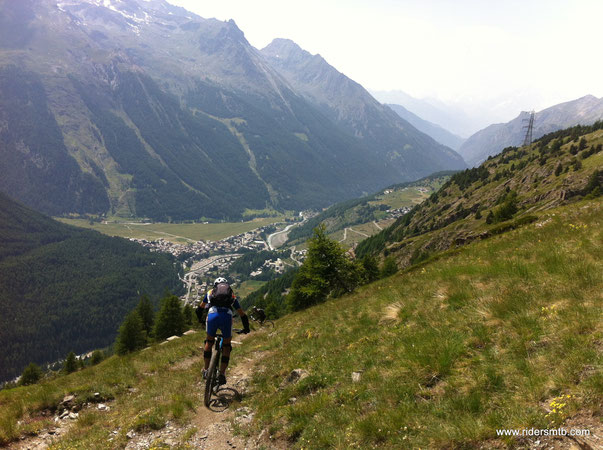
xmin=251 ymin=305 xmax=266 ymax=323
xmin=199 ymin=277 xmax=250 ymax=386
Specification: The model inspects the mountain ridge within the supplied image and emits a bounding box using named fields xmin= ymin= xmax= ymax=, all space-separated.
xmin=386 ymin=103 xmax=465 ymax=150
xmin=458 ymin=95 xmax=603 ymax=166
xmin=0 ymin=0 xmax=465 ymax=220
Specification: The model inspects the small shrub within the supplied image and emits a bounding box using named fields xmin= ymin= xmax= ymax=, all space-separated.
xmin=380 ymin=255 xmax=398 ymax=277
xmin=513 ymin=215 xmax=538 ymax=227
xmin=133 ymin=409 xmax=166 ymax=432
xmin=19 ymin=363 xmax=43 ymax=386
xmin=490 ymin=222 xmax=514 ymax=235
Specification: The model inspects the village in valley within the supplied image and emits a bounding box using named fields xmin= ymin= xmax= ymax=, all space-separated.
xmin=130 ymin=221 xmax=309 ymax=305
xmin=127 ymin=189 xmax=422 ymax=305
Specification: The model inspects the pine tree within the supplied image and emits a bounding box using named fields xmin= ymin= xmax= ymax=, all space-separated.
xmin=63 ymin=352 xmax=78 ymax=374
xmin=554 ymin=163 xmax=562 ymax=176
xmin=287 ymin=225 xmax=362 ymax=311
xmin=153 ymin=294 xmax=185 ymax=340
xmin=90 ymin=350 xmax=104 ymax=366
xmin=380 ymin=256 xmax=398 ymax=278
xmin=136 ymin=295 xmax=155 ymax=339
xmin=485 ymin=210 xmax=494 ymax=224
xmin=116 ymin=310 xmax=147 ymax=355
xmin=19 ymin=362 xmax=43 ymax=386
xmin=183 ymin=304 xmax=193 ymax=328
xmin=361 ymin=254 xmax=380 ymax=283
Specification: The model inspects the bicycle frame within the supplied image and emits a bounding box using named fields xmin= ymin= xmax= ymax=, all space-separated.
xmin=204 ymin=333 xmax=223 ymax=407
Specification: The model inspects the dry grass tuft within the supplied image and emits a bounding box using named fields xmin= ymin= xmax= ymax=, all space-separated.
xmin=380 ymin=302 xmax=403 ymax=324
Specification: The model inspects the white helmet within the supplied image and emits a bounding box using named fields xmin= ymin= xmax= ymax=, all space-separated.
xmin=214 ymin=277 xmax=227 ymax=285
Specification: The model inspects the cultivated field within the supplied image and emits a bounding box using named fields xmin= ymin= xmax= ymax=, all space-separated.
xmin=57 ymin=217 xmax=287 ymax=243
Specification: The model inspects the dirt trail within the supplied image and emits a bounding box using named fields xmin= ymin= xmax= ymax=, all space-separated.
xmin=125 ymin=335 xmax=281 ymax=450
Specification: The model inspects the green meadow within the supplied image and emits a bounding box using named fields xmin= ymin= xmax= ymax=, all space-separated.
xmin=56 ymin=216 xmax=287 ymax=243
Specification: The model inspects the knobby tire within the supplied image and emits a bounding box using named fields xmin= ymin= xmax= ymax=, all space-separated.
xmin=204 ymin=347 xmax=220 ymax=407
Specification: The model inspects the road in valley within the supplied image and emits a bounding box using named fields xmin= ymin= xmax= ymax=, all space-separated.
xmin=183 ymin=254 xmax=241 ymax=303
xmin=267 ymin=223 xmax=298 ymax=250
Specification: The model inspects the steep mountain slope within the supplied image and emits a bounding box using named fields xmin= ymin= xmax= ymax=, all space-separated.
xmin=357 ymin=122 xmax=603 ymax=266
xmin=387 ymin=103 xmax=465 ymax=150
xmin=0 ymin=192 xmax=182 ymax=381
xmin=286 ymin=171 xmax=454 ymax=244
xmin=0 ymin=0 xmax=464 ymax=220
xmin=459 ymin=95 xmax=603 ymax=166
xmin=1 ymin=197 xmax=600 ymax=448
xmin=261 ymin=39 xmax=465 ymax=178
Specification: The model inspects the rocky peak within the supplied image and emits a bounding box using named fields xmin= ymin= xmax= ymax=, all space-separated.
xmin=262 ymin=38 xmax=310 ymax=61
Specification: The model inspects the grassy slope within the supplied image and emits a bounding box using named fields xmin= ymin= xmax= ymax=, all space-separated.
xmin=0 ymin=334 xmax=205 ymax=447
xmin=357 ymin=128 xmax=603 ymax=267
xmin=237 ymin=198 xmax=601 ymax=448
xmin=3 ymin=198 xmax=599 ymax=448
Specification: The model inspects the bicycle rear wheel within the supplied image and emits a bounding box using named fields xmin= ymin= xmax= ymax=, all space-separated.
xmin=204 ymin=348 xmax=220 ymax=407
xmin=262 ymin=319 xmax=275 ymax=329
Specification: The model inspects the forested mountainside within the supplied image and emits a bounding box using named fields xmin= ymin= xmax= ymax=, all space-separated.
xmin=0 ymin=192 xmax=182 ymax=381
xmin=0 ymin=0 xmax=464 ymax=220
xmin=357 ymin=122 xmax=603 ymax=265
xmin=286 ymin=171 xmax=455 ymax=244
xmin=458 ymin=95 xmax=603 ymax=167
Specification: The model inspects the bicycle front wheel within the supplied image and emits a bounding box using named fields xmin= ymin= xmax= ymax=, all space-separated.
xmin=204 ymin=348 xmax=220 ymax=407
xmin=262 ymin=319 xmax=275 ymax=329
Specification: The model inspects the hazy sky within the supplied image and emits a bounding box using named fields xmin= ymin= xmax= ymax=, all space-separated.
xmin=167 ymin=0 xmax=602 ymax=122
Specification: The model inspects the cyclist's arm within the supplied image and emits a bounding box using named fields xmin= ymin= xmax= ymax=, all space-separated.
xmin=233 ymin=298 xmax=250 ymax=332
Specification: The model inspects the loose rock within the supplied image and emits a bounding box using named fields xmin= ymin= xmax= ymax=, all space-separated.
xmin=280 ymin=368 xmax=309 ymax=388
xmin=352 ymin=371 xmax=363 ymax=382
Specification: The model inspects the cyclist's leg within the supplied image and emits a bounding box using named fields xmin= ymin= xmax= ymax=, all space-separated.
xmin=220 ymin=337 xmax=232 ymax=375
xmin=204 ymin=313 xmax=219 ymax=371
xmin=218 ymin=312 xmax=233 ymax=375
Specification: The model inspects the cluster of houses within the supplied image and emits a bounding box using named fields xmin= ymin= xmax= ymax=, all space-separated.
xmin=249 ymin=257 xmax=287 ymax=277
xmin=387 ymin=205 xmax=413 ymax=218
xmin=129 ymin=224 xmax=277 ymax=259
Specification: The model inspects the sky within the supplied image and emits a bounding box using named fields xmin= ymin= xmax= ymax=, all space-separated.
xmin=167 ymin=0 xmax=603 ymax=130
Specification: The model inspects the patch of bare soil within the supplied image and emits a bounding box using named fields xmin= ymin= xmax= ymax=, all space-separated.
xmin=8 ymin=396 xmax=113 ymax=450
xmin=8 ymin=419 xmax=73 ymax=450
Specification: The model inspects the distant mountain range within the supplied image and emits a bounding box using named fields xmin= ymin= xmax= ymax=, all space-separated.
xmin=458 ymin=95 xmax=603 ymax=166
xmin=0 ymin=0 xmax=464 ymax=221
xmin=386 ymin=104 xmax=465 ymax=150
xmin=371 ymin=89 xmax=478 ymax=137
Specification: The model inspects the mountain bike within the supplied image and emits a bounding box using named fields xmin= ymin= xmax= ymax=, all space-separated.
xmin=204 ymin=333 xmax=224 ymax=407
xmin=249 ymin=311 xmax=274 ymax=329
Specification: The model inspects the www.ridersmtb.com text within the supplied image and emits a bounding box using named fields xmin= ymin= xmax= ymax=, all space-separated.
xmin=496 ymin=428 xmax=591 ymax=437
